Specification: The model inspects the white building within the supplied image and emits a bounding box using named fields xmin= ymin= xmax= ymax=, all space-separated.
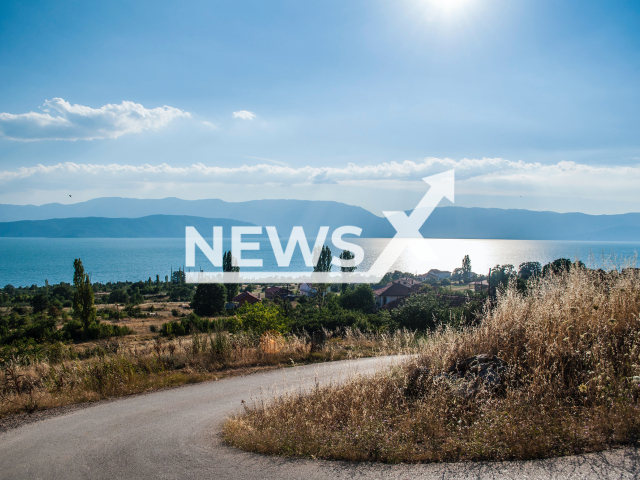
xmin=417 ymin=269 xmax=451 ymax=281
xmin=299 ymin=283 xmax=317 ymax=296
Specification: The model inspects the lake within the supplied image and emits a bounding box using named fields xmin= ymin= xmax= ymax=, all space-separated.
xmin=0 ymin=237 xmax=638 ymax=287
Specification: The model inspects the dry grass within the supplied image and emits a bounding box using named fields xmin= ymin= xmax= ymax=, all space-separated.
xmin=0 ymin=328 xmax=420 ymax=419
xmin=224 ymin=266 xmax=640 ymax=462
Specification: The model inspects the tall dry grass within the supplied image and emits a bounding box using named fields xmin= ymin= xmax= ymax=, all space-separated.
xmin=0 ymin=328 xmax=420 ymax=418
xmin=224 ymin=266 xmax=640 ymax=462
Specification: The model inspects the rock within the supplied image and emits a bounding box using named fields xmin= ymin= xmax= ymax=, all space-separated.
xmin=447 ymin=354 xmax=507 ymax=396
xmin=404 ymin=354 xmax=508 ymax=400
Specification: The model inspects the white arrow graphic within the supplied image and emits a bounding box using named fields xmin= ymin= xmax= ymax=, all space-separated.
xmin=186 ymin=170 xmax=455 ymax=284
xmin=365 ymin=170 xmax=454 ymax=279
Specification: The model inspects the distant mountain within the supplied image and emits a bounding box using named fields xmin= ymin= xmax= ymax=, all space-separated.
xmin=0 ymin=197 xmax=640 ymax=240
xmin=0 ymin=197 xmax=395 ymax=238
xmin=419 ymin=207 xmax=640 ymax=241
xmin=0 ymin=215 xmax=255 ymax=238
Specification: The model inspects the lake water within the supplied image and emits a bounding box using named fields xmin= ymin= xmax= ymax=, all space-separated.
xmin=0 ymin=237 xmax=638 ymax=288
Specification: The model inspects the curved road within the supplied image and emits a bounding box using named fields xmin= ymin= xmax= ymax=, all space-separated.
xmin=0 ymin=356 xmax=638 ymax=480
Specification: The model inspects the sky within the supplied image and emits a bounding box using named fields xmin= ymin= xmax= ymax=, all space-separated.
xmin=0 ymin=0 xmax=639 ymax=215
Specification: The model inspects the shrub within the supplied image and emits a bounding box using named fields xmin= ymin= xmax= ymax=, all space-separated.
xmin=236 ymin=302 xmax=288 ymax=335
xmin=339 ymin=284 xmax=375 ymax=313
xmin=191 ymin=284 xmax=226 ymax=317
xmin=390 ymin=293 xmax=450 ymax=330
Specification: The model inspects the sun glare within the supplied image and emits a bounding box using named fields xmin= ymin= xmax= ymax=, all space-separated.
xmin=420 ymin=0 xmax=475 ymax=20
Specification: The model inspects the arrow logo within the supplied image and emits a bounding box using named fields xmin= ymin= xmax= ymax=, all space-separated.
xmin=366 ymin=170 xmax=454 ymax=279
xmin=186 ymin=169 xmax=455 ymax=284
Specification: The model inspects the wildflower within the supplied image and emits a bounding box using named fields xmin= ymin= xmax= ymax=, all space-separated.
xmin=578 ymin=384 xmax=588 ymax=393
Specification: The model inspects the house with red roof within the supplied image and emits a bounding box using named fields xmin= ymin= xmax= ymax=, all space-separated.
xmin=232 ymin=291 xmax=262 ymax=307
xmin=373 ymin=282 xmax=414 ymax=308
xmin=264 ymin=286 xmax=292 ymax=299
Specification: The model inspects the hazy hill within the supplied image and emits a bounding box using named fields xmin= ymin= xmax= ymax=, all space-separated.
xmin=420 ymin=207 xmax=640 ymax=241
xmin=0 ymin=215 xmax=255 ymax=238
xmin=0 ymin=197 xmax=395 ymax=238
xmin=0 ymin=197 xmax=640 ymax=240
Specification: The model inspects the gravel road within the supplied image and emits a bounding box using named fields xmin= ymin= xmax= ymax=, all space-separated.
xmin=0 ymin=355 xmax=638 ymax=480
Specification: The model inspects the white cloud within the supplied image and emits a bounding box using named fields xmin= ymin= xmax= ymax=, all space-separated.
xmin=0 ymin=98 xmax=191 ymax=141
xmin=232 ymin=110 xmax=256 ymax=120
xmin=201 ymin=121 xmax=218 ymax=129
xmin=1 ymin=157 xmax=640 ymax=213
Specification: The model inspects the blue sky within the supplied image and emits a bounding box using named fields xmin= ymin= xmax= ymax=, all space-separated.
xmin=0 ymin=0 xmax=639 ymax=214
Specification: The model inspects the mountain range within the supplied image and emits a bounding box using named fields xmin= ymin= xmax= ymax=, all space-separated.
xmin=0 ymin=197 xmax=639 ymax=240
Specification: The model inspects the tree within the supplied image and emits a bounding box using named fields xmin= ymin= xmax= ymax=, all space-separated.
xmin=31 ymin=292 xmax=50 ymax=315
xmin=223 ymin=250 xmax=240 ymax=302
xmin=72 ymin=258 xmax=96 ymax=330
xmin=108 ymin=289 xmax=129 ymax=304
xmin=390 ymin=293 xmax=448 ymax=331
xmin=236 ymin=302 xmax=288 ymax=335
xmin=129 ymin=288 xmax=144 ymax=305
xmin=314 ymin=245 xmax=332 ymax=273
xmin=313 ymin=245 xmax=332 ymax=302
xmin=489 ymin=264 xmax=516 ymax=295
xmin=171 ymin=268 xmax=185 ymax=284
xmin=339 ymin=249 xmax=356 ymax=291
xmin=451 ymin=268 xmax=464 ymax=282
xmin=542 ymin=258 xmax=573 ymax=276
xmin=518 ymin=261 xmax=542 ymax=280
xmin=191 ymin=283 xmax=226 ymax=317
xmin=339 ymin=284 xmax=375 ymax=313
xmin=462 ymin=255 xmax=472 ymax=283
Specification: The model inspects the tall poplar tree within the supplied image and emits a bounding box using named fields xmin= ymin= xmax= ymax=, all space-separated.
xmin=462 ymin=255 xmax=472 ymax=283
xmin=313 ymin=245 xmax=332 ymax=303
xmin=222 ymin=250 xmax=240 ymax=302
xmin=339 ymin=249 xmax=356 ymax=291
xmin=73 ymin=258 xmax=96 ymax=330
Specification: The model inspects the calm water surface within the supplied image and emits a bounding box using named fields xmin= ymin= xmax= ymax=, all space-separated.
xmin=0 ymin=237 xmax=638 ymax=287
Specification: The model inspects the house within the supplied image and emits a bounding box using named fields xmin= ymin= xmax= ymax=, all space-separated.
xmin=469 ymin=279 xmax=489 ymax=292
xmin=232 ymin=291 xmax=262 ymax=307
xmin=299 ymin=283 xmax=317 ymax=297
xmin=373 ymin=282 xmax=414 ymax=308
xmin=380 ymin=297 xmax=404 ymax=311
xmin=265 ymin=286 xmax=292 ymax=299
xmin=394 ymin=277 xmax=421 ymax=287
xmin=417 ymin=269 xmax=451 ymax=281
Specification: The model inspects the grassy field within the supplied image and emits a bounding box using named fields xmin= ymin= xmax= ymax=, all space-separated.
xmin=224 ymin=266 xmax=640 ymax=463
xmin=0 ymin=325 xmax=420 ymax=419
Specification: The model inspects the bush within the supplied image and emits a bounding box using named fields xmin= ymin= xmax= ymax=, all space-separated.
xmin=191 ymin=284 xmax=226 ymax=317
xmin=391 ymin=293 xmax=450 ymax=331
xmin=339 ymin=284 xmax=375 ymax=313
xmin=108 ymin=289 xmax=129 ymax=304
xmin=236 ymin=302 xmax=288 ymax=335
xmin=160 ymin=313 xmax=233 ymax=337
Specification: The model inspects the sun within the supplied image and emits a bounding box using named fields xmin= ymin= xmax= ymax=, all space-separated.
xmin=421 ymin=0 xmax=475 ymax=19
xmin=430 ymin=0 xmax=473 ymax=13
